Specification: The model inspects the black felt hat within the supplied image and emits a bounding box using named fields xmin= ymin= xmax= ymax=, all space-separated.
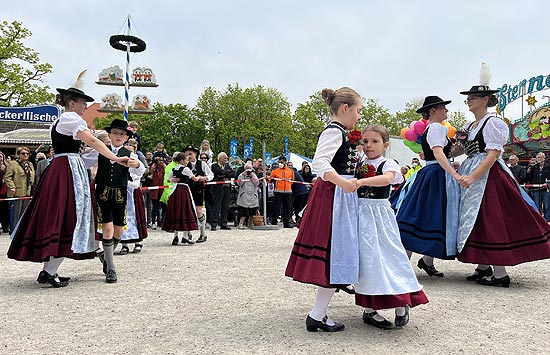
xmin=416 ymin=96 xmax=452 ymax=113
xmin=56 ymin=87 xmax=94 ymax=102
xmin=105 ymin=119 xmax=133 ymax=137
xmin=460 ymin=85 xmax=499 ymax=95
xmin=183 ymin=145 xmax=199 ymax=154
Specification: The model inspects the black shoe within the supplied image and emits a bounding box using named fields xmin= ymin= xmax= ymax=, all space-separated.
xmin=305 ymin=315 xmax=345 ymax=332
xmin=362 ymin=310 xmax=394 ymax=330
xmin=118 ymin=245 xmax=130 ymax=255
xmin=220 ymin=225 xmax=232 ymax=230
xmin=283 ymin=224 xmax=294 ymax=228
xmin=394 ymin=306 xmax=410 ymax=327
xmin=417 ymin=258 xmax=444 ymax=277
xmin=466 ymin=266 xmax=493 ymax=281
xmin=98 ymin=252 xmax=107 ymax=275
xmin=476 ymin=275 xmax=510 ymax=288
xmin=335 ymin=285 xmax=356 ymax=295
xmin=211 ymin=226 xmax=217 ymax=231
xmin=106 ymin=269 xmax=118 ymax=283
xmin=133 ymin=244 xmax=143 ymax=253
xmin=182 ymin=236 xmax=195 ymax=245
xmin=36 ymin=271 xmax=69 ymax=288
xmin=196 ymin=235 xmax=207 ymax=243
xmin=172 ymin=236 xmax=179 ymax=245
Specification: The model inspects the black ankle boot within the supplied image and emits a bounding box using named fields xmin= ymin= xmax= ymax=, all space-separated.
xmin=305 ymin=315 xmax=345 ymax=332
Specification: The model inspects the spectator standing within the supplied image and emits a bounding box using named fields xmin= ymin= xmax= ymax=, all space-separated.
xmin=405 ymin=157 xmax=422 ymax=180
xmin=236 ymin=161 xmax=259 ymax=228
xmin=270 ymin=156 xmax=294 ymax=228
xmin=200 ymin=140 xmax=214 ymax=164
xmin=34 ymin=144 xmax=54 ymax=190
xmin=4 ymin=147 xmax=35 ymax=231
xmin=527 ymin=152 xmax=550 ymax=221
xmin=0 ymin=152 xmax=9 ymax=233
xmin=291 ymin=166 xmax=308 ymax=223
xmin=152 ymin=142 xmax=168 ymax=161
xmin=508 ymin=155 xmax=526 ymax=184
xmin=149 ymin=156 xmax=166 ymax=229
xmin=210 ymin=152 xmax=235 ymax=230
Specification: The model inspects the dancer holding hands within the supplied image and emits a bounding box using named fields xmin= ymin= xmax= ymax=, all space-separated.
xmin=354 ymin=125 xmax=428 ymax=329
xmin=285 ymin=87 xmax=360 ymax=332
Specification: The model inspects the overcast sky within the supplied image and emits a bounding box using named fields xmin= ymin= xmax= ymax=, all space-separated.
xmin=5 ymin=0 xmax=550 ymax=120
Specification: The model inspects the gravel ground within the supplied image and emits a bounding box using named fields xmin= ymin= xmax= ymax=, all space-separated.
xmin=1 ymin=227 xmax=549 ymax=355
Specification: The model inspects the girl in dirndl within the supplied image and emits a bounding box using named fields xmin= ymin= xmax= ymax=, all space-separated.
xmin=285 ymin=87 xmax=360 ymax=332
xmin=456 ymin=65 xmax=550 ymax=287
xmin=162 ymin=152 xmax=199 ymax=245
xmin=394 ymin=96 xmax=462 ymax=277
xmin=7 ymin=79 xmax=129 ymax=288
xmin=354 ymin=125 xmax=428 ymax=329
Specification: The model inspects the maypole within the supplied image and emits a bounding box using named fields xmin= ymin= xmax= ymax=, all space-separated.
xmin=124 ymin=15 xmax=131 ymax=121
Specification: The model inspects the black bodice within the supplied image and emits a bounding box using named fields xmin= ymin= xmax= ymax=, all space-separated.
xmin=51 ymin=120 xmax=83 ymax=154
xmin=421 ymin=126 xmax=452 ymax=161
xmin=324 ymin=122 xmax=356 ymax=175
xmin=356 ymin=161 xmax=390 ymax=199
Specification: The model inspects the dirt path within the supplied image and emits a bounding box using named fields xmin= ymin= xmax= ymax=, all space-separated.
xmin=1 ymin=228 xmax=549 ymax=354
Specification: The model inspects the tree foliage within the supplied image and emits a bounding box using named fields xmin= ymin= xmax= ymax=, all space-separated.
xmin=0 ymin=21 xmax=54 ymax=107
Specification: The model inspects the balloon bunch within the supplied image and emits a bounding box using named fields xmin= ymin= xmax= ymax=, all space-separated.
xmin=400 ymin=120 xmax=457 ymax=154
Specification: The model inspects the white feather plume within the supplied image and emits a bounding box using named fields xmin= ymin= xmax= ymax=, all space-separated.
xmin=72 ymin=69 xmax=87 ymax=89
xmin=479 ymin=62 xmax=491 ymax=86
xmin=412 ymin=96 xmax=425 ymax=107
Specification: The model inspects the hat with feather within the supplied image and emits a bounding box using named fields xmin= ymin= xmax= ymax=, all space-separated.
xmin=460 ymin=62 xmax=499 ymax=95
xmin=56 ymin=70 xmax=94 ymax=102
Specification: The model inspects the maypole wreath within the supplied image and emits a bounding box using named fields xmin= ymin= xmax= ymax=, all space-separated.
xmin=109 ymin=35 xmax=146 ymax=53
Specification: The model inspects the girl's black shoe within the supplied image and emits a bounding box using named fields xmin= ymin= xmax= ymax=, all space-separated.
xmin=417 ymin=258 xmax=444 ymax=277
xmin=362 ymin=310 xmax=394 ymax=330
xmin=36 ymin=271 xmax=69 ymax=288
xmin=476 ymin=275 xmax=510 ymax=288
xmin=394 ymin=306 xmax=410 ymax=327
xmin=305 ymin=315 xmax=345 ymax=332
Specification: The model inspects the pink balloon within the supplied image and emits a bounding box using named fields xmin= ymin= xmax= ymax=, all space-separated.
xmin=414 ymin=120 xmax=426 ymax=135
xmin=409 ymin=121 xmax=417 ymax=130
xmin=404 ymin=129 xmax=418 ymax=142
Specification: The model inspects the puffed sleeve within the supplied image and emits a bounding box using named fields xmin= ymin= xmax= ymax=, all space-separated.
xmin=483 ymin=117 xmax=509 ymax=151
xmin=426 ymin=123 xmax=448 ymax=149
xmin=311 ymin=128 xmax=342 ymax=180
xmin=381 ymin=159 xmax=403 ymax=185
xmin=55 ymin=112 xmax=89 ymax=140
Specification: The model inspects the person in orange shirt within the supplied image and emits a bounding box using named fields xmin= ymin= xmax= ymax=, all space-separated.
xmin=269 ymin=156 xmax=294 ymax=228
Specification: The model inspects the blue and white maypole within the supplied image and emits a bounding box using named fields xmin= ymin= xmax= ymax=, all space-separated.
xmin=124 ymin=15 xmax=131 ymax=121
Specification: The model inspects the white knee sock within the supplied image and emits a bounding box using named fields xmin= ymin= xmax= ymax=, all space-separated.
xmin=493 ymin=266 xmax=507 ymax=278
xmin=395 ymin=307 xmax=406 ymax=316
xmin=422 ymin=255 xmax=434 ymax=266
xmin=310 ymin=287 xmax=336 ymax=325
xmin=43 ymin=257 xmax=65 ymax=276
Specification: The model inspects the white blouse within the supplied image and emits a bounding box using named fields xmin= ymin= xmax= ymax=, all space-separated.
xmin=168 ymin=164 xmax=195 ymax=181
xmin=53 ymin=111 xmax=89 ymax=140
xmin=463 ymin=113 xmax=508 ymax=152
xmin=365 ymin=156 xmax=403 ymax=185
xmin=426 ymin=122 xmax=448 ymax=149
xmin=311 ymin=126 xmax=344 ymax=180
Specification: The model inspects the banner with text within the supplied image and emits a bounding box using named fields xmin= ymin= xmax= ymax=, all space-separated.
xmin=0 ymin=105 xmax=60 ymax=124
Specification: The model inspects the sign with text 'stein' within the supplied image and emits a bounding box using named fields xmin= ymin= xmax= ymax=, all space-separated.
xmin=0 ymin=105 xmax=60 ymax=123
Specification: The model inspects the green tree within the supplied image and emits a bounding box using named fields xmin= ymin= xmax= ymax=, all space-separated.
xmin=447 ymin=110 xmax=467 ymax=131
xmin=291 ymin=92 xmax=329 ymax=157
xmin=196 ymin=83 xmax=292 ymax=158
xmin=0 ymin=21 xmax=54 ymax=106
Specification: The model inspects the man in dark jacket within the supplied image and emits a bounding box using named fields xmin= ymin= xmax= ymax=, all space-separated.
xmin=210 ymin=152 xmax=235 ymax=231
xmin=527 ymin=152 xmax=550 ymax=221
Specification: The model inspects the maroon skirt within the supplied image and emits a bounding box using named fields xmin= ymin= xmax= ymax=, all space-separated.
xmin=285 ymin=179 xmax=345 ymax=288
xmin=7 ymin=157 xmax=95 ymax=262
xmin=162 ymin=185 xmax=198 ymax=232
xmin=133 ymin=188 xmax=148 ymax=241
xmin=355 ymin=290 xmax=429 ymax=310
xmin=458 ymin=164 xmax=550 ymax=265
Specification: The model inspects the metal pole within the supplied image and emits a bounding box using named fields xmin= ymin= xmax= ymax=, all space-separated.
xmin=262 ymin=140 xmax=267 ymax=224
